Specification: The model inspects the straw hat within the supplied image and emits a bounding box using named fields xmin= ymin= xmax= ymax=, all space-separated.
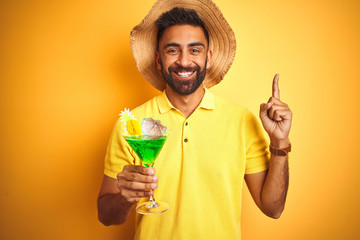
xmin=130 ymin=0 xmax=236 ymax=91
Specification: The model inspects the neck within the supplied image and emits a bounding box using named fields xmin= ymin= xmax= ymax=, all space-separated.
xmin=165 ymin=85 xmax=205 ymax=118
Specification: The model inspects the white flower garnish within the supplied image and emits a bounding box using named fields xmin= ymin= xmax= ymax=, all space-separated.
xmin=120 ymin=108 xmax=137 ymax=123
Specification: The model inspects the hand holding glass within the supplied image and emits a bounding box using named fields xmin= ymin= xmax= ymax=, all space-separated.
xmin=123 ymin=134 xmax=169 ymax=214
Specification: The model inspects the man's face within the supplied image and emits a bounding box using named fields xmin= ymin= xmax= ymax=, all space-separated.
xmin=156 ymin=25 xmax=212 ymax=95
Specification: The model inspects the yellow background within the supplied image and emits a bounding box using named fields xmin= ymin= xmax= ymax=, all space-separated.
xmin=1 ymin=0 xmax=359 ymax=239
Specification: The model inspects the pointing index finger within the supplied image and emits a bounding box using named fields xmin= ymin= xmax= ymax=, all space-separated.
xmin=272 ymin=73 xmax=280 ymax=99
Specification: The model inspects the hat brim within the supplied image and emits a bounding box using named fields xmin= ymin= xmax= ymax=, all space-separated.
xmin=130 ymin=0 xmax=236 ymax=91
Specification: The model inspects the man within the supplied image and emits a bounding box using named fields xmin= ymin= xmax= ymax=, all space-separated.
xmin=98 ymin=0 xmax=292 ymax=239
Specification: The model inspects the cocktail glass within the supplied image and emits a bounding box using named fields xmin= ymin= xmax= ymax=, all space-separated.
xmin=123 ymin=134 xmax=169 ymax=214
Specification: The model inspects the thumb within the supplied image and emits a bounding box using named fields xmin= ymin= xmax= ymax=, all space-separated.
xmin=259 ymin=102 xmax=272 ymax=119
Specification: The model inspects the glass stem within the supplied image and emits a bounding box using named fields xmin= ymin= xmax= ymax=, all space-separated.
xmin=150 ymin=195 xmax=156 ymax=204
xmin=147 ymin=163 xmax=158 ymax=206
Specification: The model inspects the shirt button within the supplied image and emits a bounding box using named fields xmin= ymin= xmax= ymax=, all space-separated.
xmin=184 ymin=138 xmax=188 ymax=143
xmin=185 ymin=122 xmax=188 ymax=126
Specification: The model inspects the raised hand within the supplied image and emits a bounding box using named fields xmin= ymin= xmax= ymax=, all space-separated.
xmin=116 ymin=165 xmax=158 ymax=203
xmin=259 ymin=74 xmax=292 ymax=148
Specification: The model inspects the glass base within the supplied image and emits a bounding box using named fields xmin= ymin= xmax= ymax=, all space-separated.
xmin=136 ymin=201 xmax=169 ymax=215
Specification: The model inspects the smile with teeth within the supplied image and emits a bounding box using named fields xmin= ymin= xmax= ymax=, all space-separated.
xmin=175 ymin=71 xmax=195 ymax=78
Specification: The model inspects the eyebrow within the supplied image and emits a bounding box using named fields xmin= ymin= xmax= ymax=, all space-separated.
xmin=163 ymin=42 xmax=205 ymax=49
xmin=188 ymin=42 xmax=205 ymax=48
xmin=163 ymin=43 xmax=180 ymax=49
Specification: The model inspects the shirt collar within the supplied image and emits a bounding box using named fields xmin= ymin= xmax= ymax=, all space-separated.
xmin=157 ymin=88 xmax=215 ymax=114
xmin=198 ymin=89 xmax=215 ymax=110
xmin=157 ymin=91 xmax=174 ymax=114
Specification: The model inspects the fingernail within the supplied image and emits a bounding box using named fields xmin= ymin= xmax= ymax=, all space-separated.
xmin=151 ymin=183 xmax=157 ymax=189
xmin=153 ymin=176 xmax=158 ymax=182
xmin=148 ymin=169 xmax=154 ymax=175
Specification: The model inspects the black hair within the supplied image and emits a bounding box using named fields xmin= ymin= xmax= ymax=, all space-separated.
xmin=155 ymin=7 xmax=209 ymax=48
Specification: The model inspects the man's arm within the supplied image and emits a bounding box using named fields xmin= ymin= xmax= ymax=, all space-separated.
xmin=97 ymin=166 xmax=158 ymax=225
xmin=246 ymin=74 xmax=292 ymax=219
xmin=245 ymin=145 xmax=289 ymax=219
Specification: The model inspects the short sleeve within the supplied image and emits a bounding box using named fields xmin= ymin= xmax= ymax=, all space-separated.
xmin=244 ymin=110 xmax=270 ymax=174
xmin=104 ymin=119 xmax=138 ymax=179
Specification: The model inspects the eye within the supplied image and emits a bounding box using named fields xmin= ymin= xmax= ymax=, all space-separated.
xmin=190 ymin=48 xmax=201 ymax=54
xmin=166 ymin=48 xmax=179 ymax=55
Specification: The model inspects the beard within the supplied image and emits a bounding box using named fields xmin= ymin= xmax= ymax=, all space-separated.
xmin=159 ymin=58 xmax=207 ymax=95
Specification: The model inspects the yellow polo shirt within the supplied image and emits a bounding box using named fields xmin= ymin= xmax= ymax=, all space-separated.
xmin=104 ymin=90 xmax=269 ymax=240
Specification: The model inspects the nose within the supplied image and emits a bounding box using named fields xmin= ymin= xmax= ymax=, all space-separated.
xmin=176 ymin=51 xmax=191 ymax=67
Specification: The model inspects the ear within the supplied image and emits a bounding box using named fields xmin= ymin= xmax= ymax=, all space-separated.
xmin=206 ymin=49 xmax=213 ymax=69
xmin=155 ymin=51 xmax=161 ymax=70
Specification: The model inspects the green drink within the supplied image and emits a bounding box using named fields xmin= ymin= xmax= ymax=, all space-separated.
xmin=124 ymin=135 xmax=167 ymax=167
xmin=120 ymin=110 xmax=169 ymax=214
xmin=123 ymin=133 xmax=169 ymax=214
